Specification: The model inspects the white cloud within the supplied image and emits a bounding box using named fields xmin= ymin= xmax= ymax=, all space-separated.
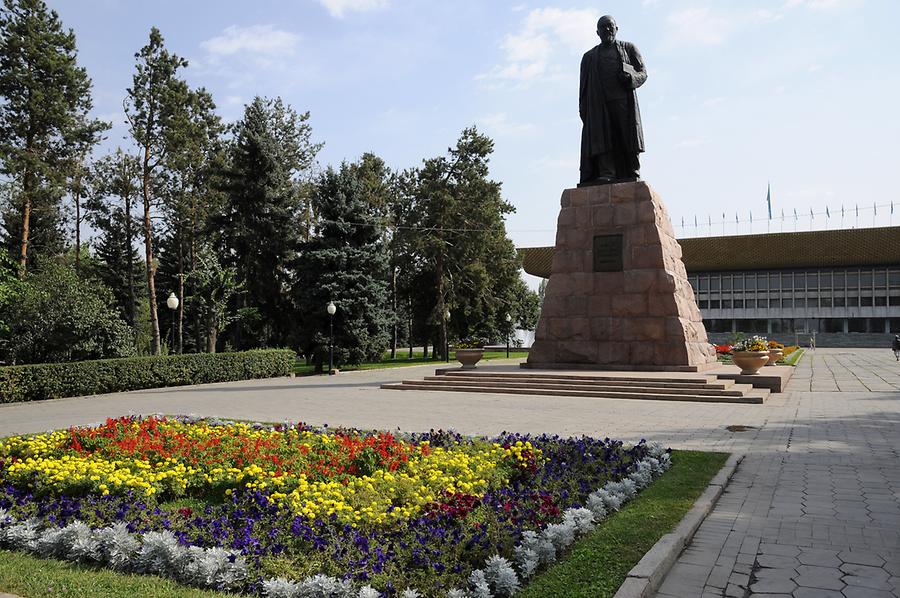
xmin=481 ymin=8 xmax=597 ymax=84
xmin=675 ymin=138 xmax=709 ymax=149
xmin=664 ymin=8 xmax=736 ymax=47
xmin=782 ymin=0 xmax=859 ymax=10
xmin=702 ymin=97 xmax=726 ymax=107
xmin=317 ymin=0 xmax=389 ymax=18
xmin=201 ymin=25 xmax=300 ymax=58
xmin=477 ymin=112 xmax=537 ymax=136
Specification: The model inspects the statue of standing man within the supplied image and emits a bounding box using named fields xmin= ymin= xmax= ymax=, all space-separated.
xmin=579 ymin=16 xmax=647 ymax=186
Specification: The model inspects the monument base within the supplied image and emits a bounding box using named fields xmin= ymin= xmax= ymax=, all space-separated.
xmin=527 ymin=181 xmax=716 ymax=369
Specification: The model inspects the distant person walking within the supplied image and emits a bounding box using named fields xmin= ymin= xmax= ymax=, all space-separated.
xmin=892 ymin=334 xmax=900 ymax=361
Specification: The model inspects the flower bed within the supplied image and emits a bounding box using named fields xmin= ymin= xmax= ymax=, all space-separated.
xmin=0 ymin=416 xmax=671 ymax=597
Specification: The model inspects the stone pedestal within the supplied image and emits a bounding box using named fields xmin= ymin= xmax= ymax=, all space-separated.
xmin=526 ymin=181 xmax=717 ymax=370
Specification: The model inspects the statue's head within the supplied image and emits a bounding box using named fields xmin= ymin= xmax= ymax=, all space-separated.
xmin=597 ymin=15 xmax=617 ymax=45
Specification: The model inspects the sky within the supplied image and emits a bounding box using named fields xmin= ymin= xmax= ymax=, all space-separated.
xmin=45 ymin=0 xmax=900 ymax=261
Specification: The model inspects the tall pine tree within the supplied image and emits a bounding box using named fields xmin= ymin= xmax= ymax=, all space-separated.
xmin=295 ymin=162 xmax=391 ymax=370
xmin=0 ymin=0 xmax=106 ymax=276
xmin=216 ymin=96 xmax=321 ymax=349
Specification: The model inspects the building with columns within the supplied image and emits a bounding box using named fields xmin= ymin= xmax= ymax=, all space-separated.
xmin=520 ymin=226 xmax=900 ymax=347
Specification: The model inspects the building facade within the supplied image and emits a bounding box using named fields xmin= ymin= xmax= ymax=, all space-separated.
xmin=520 ymin=226 xmax=900 ymax=347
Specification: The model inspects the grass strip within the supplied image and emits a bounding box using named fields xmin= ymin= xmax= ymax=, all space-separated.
xmin=518 ymin=450 xmax=729 ymax=598
xmin=293 ymin=350 xmax=529 ymax=375
xmin=782 ymin=348 xmax=805 ymax=366
xmin=0 ymin=550 xmax=233 ymax=598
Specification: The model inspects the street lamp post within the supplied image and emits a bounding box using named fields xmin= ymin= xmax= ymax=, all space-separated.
xmin=327 ymin=301 xmax=337 ymax=375
xmin=444 ymin=309 xmax=450 ymax=363
xmin=505 ymin=313 xmax=512 ymax=358
xmin=166 ymin=292 xmax=179 ymax=354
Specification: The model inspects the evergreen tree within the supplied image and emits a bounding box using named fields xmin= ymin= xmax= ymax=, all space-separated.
xmin=124 ymin=27 xmax=190 ymax=355
xmin=0 ymin=0 xmax=106 ymax=275
xmin=216 ymin=96 xmax=321 ymax=349
xmin=407 ymin=127 xmax=524 ymax=350
xmin=85 ymin=149 xmax=143 ymax=326
xmin=295 ymin=162 xmax=391 ymax=370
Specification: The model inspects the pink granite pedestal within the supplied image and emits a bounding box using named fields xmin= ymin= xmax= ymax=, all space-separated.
xmin=526 ymin=181 xmax=717 ymax=371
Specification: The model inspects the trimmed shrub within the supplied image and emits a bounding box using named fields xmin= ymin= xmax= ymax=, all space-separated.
xmin=0 ymin=349 xmax=295 ymax=403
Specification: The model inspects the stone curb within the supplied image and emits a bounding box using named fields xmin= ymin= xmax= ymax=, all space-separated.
xmin=612 ymin=452 xmax=745 ymax=598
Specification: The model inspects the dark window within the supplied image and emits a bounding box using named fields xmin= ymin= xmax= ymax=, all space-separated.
xmin=875 ymin=296 xmax=887 ymax=307
xmin=889 ymin=270 xmax=900 ymax=288
xmin=820 ymin=296 xmax=832 ymax=308
xmin=709 ymin=300 xmax=721 ymax=309
xmin=875 ymin=270 xmax=887 ymax=288
xmin=847 ymin=271 xmax=859 ymax=289
xmin=758 ymin=275 xmax=768 ymax=290
xmin=890 ymin=318 xmax=900 ymax=333
xmin=722 ymin=277 xmax=732 ymax=291
xmin=820 ymin=319 xmax=843 ymax=333
xmin=735 ymin=319 xmax=767 ymax=334
xmin=847 ymin=295 xmax=859 ymax=307
xmin=757 ymin=298 xmax=768 ymax=309
xmin=807 ymin=297 xmax=818 ymax=308
xmin=834 ymin=272 xmax=845 ymax=289
xmin=861 ymin=270 xmax=873 ymax=290
xmin=861 ymin=296 xmax=873 ymax=307
xmin=793 ymin=318 xmax=809 ymax=333
xmin=710 ymin=277 xmax=720 ymax=291
xmin=819 ymin=271 xmax=831 ymax=290
xmin=890 ymin=294 xmax=900 ymax=306
xmin=733 ymin=276 xmax=743 ymax=290
xmin=848 ymin=318 xmax=868 ymax=333
xmin=745 ymin=299 xmax=756 ymax=309
xmin=699 ymin=277 xmax=709 ymax=291
xmin=705 ymin=319 xmax=732 ymax=333
xmin=699 ymin=300 xmax=709 ymax=309
xmin=833 ymin=296 xmax=845 ymax=307
xmin=771 ymin=319 xmax=792 ymax=333
xmin=745 ymin=276 xmax=756 ymax=291
xmin=769 ymin=274 xmax=780 ymax=290
xmin=781 ymin=297 xmax=793 ymax=308
xmin=806 ymin=273 xmax=818 ymax=290
xmin=722 ymin=299 xmax=732 ymax=309
xmin=734 ymin=299 xmax=744 ymax=309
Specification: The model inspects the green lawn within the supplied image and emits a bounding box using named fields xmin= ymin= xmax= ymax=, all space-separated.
xmin=0 ymin=450 xmax=728 ymax=598
xmin=292 ymin=350 xmax=529 ymax=375
xmin=518 ymin=450 xmax=729 ymax=598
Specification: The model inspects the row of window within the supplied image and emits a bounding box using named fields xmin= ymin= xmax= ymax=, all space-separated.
xmin=703 ymin=318 xmax=900 ymax=334
xmin=698 ymin=295 xmax=900 ymax=309
xmin=689 ymin=268 xmax=900 ymax=294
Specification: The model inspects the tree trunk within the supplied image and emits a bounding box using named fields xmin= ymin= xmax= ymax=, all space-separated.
xmin=177 ymin=225 xmax=184 ymax=354
xmin=124 ymin=182 xmax=136 ymax=327
xmin=17 ymin=166 xmax=32 ymax=279
xmin=408 ymin=297 xmax=413 ymax=358
xmin=390 ymin=265 xmax=398 ymax=359
xmin=141 ymin=143 xmax=161 ymax=354
xmin=74 ymin=170 xmax=82 ymax=271
xmin=206 ymin=312 xmax=217 ymax=353
xmin=436 ymin=251 xmax=447 ymax=361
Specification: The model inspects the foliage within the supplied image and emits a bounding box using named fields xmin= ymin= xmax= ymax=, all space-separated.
xmin=0 ymin=0 xmax=107 ymax=274
xmin=732 ymin=335 xmax=768 ymax=352
xmin=189 ymin=247 xmax=251 ymax=353
xmin=295 ymin=161 xmax=391 ymax=367
xmin=0 ymin=349 xmax=294 ymax=402
xmin=85 ymin=149 xmax=144 ymax=325
xmin=0 ymin=247 xmax=22 ymax=340
xmin=0 ymin=260 xmax=134 ymax=364
xmin=215 ymin=96 xmax=322 ymax=350
xmin=455 ymin=338 xmax=486 ymax=349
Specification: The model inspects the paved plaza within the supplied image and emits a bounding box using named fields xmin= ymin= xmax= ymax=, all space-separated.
xmin=0 ymin=348 xmax=898 ymax=597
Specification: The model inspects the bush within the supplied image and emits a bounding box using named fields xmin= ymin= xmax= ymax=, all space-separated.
xmin=0 ymin=349 xmax=295 ymax=403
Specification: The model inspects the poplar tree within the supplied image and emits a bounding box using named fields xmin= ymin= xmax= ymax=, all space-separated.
xmin=0 ymin=0 xmax=106 ymax=275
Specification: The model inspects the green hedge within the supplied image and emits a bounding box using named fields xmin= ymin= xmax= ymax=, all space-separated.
xmin=0 ymin=349 xmax=296 ymax=403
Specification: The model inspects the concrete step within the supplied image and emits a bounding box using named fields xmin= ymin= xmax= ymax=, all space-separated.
xmin=427 ymin=374 xmax=738 ymax=391
xmin=417 ymin=377 xmax=750 ymax=397
xmin=381 ymin=382 xmax=769 ymax=404
xmin=440 ymin=370 xmax=718 ymax=385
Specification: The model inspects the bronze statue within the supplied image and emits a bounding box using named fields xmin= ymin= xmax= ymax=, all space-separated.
xmin=579 ymin=16 xmax=647 ymax=186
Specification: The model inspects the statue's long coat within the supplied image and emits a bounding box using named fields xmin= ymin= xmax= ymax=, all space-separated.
xmin=579 ymin=40 xmax=647 ymax=157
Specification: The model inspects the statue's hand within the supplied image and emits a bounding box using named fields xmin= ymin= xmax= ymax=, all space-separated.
xmin=618 ymin=72 xmax=632 ymax=86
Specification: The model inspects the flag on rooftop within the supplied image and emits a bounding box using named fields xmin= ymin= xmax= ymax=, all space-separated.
xmin=874 ymin=202 xmax=877 ymax=215
xmin=826 ymin=206 xmax=830 ymax=218
xmin=766 ymin=183 xmax=772 ymax=219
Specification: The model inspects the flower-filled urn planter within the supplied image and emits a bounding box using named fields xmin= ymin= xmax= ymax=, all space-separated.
xmin=766 ymin=348 xmax=784 ymax=366
xmin=732 ymin=351 xmax=770 ymax=375
xmin=455 ymin=349 xmax=484 ymax=370
xmin=731 ymin=335 xmax=771 ymax=375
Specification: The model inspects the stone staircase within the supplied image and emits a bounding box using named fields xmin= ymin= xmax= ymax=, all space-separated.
xmin=381 ymin=370 xmax=769 ymax=404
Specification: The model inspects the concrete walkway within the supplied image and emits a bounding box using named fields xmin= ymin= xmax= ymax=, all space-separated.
xmin=0 ymin=349 xmax=898 ymax=597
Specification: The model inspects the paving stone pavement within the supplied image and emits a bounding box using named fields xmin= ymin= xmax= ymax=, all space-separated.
xmin=655 ymin=348 xmax=900 ymax=598
xmin=0 ymin=348 xmax=898 ymax=598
